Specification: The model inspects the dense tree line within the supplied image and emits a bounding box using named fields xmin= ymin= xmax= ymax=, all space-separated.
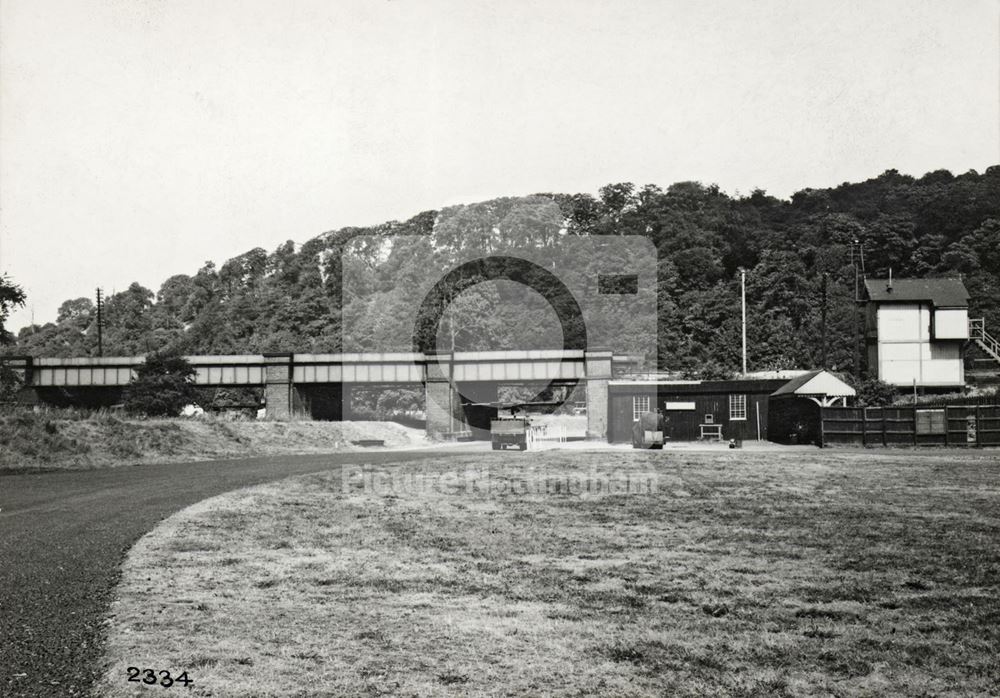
xmin=9 ymin=167 xmax=1000 ymax=379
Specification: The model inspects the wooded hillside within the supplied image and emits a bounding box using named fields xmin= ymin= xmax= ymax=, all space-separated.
xmin=12 ymin=167 xmax=1000 ymax=378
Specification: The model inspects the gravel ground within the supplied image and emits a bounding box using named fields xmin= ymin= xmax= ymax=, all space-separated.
xmin=0 ymin=449 xmax=475 ymax=698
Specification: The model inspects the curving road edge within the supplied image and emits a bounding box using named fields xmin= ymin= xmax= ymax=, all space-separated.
xmin=0 ymin=449 xmax=469 ymax=698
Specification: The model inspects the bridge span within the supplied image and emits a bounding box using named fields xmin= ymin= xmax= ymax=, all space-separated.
xmin=3 ymin=350 xmax=630 ymax=440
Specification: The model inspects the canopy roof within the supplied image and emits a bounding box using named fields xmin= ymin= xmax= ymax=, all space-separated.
xmin=772 ymin=369 xmax=856 ymax=398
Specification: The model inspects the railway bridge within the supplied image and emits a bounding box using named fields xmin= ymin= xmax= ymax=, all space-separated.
xmin=3 ymin=350 xmax=632 ymax=440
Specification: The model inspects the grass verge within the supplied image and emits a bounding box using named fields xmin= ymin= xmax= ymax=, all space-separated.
xmin=94 ymin=449 xmax=1000 ymax=696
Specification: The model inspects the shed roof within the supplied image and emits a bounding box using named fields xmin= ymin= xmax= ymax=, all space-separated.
xmin=608 ymin=378 xmax=790 ymax=394
xmin=743 ymin=369 xmax=811 ymax=380
xmin=864 ymin=278 xmax=969 ymax=307
xmin=771 ymin=370 xmax=856 ymax=398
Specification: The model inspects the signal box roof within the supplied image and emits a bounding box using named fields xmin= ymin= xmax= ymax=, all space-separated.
xmin=864 ymin=278 xmax=969 ymax=307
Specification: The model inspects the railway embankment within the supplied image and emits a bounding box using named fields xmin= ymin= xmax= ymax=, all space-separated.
xmin=0 ymin=409 xmax=427 ymax=473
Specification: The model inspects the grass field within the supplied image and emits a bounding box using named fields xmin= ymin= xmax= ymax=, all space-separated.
xmin=95 ymin=449 xmax=1000 ymax=697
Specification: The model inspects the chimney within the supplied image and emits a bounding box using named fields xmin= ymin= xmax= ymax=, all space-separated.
xmin=886 ymin=268 xmax=893 ymax=293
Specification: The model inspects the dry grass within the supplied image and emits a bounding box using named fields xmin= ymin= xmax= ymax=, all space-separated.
xmin=95 ymin=449 xmax=1000 ymax=697
xmin=0 ymin=409 xmax=427 ymax=472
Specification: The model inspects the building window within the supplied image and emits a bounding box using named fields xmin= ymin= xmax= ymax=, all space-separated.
xmin=915 ymin=408 xmax=946 ymax=435
xmin=632 ymin=395 xmax=650 ymax=421
xmin=729 ymin=394 xmax=747 ymax=421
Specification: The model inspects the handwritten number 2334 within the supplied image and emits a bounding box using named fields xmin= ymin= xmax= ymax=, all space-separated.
xmin=126 ymin=667 xmax=193 ymax=688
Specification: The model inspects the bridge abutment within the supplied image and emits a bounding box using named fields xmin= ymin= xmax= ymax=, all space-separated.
xmin=263 ymin=353 xmax=295 ymax=420
xmin=585 ymin=350 xmax=612 ymax=440
xmin=424 ymin=352 xmax=465 ymax=439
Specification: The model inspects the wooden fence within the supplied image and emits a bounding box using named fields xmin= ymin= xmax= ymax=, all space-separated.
xmin=820 ymin=404 xmax=1000 ymax=447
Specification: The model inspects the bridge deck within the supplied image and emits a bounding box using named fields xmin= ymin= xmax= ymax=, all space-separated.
xmin=14 ymin=350 xmax=609 ymax=388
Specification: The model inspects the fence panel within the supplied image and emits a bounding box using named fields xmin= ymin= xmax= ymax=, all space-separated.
xmin=821 ymin=406 xmax=865 ymax=446
xmin=883 ymin=407 xmax=916 ymax=446
xmin=980 ymin=406 xmax=1000 ymax=446
xmin=946 ymin=406 xmax=978 ymax=447
xmin=864 ymin=407 xmax=886 ymax=446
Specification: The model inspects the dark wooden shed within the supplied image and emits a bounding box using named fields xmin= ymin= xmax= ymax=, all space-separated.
xmin=607 ymin=378 xmax=789 ymax=443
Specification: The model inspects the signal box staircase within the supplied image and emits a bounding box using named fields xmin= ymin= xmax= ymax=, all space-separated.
xmin=967 ymin=319 xmax=1000 ymax=387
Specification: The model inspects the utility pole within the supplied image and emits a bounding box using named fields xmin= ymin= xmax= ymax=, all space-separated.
xmin=739 ymin=267 xmax=747 ymax=375
xmin=852 ymin=240 xmax=861 ymax=380
xmin=821 ymin=272 xmax=829 ymax=368
xmin=852 ymin=240 xmax=859 ymax=303
xmin=96 ymin=287 xmax=104 ymax=357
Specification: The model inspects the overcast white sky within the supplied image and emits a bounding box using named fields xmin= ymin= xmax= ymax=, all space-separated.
xmin=1 ymin=0 xmax=998 ymax=331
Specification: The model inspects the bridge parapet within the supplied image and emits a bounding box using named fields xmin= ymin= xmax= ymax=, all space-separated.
xmin=451 ymin=349 xmax=585 ymax=383
xmin=33 ymin=356 xmax=142 ymax=387
xmin=20 ymin=350 xmax=603 ymax=388
xmin=292 ymin=353 xmax=425 ymax=384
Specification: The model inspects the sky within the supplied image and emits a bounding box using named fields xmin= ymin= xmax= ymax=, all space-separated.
xmin=1 ymin=0 xmax=998 ymax=332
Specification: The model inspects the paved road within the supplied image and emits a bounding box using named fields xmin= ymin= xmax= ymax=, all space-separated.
xmin=0 ymin=450 xmax=469 ymax=698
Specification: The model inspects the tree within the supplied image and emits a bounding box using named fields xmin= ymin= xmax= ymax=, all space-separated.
xmin=123 ymin=352 xmax=198 ymax=417
xmin=1 ymin=273 xmax=27 ymax=345
xmin=56 ymin=297 xmax=94 ymax=323
xmin=102 ymin=283 xmax=156 ymax=355
xmin=157 ymin=274 xmax=197 ymax=320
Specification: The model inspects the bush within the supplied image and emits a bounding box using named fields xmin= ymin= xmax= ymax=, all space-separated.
xmin=123 ymin=352 xmax=198 ymax=417
xmin=853 ymin=376 xmax=898 ymax=407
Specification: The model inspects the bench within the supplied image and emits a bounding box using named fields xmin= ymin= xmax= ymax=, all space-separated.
xmin=699 ymin=423 xmax=723 ymax=441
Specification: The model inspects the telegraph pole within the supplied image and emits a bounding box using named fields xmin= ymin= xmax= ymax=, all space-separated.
xmin=96 ymin=288 xmax=104 ymax=357
xmin=852 ymin=240 xmax=859 ymax=303
xmin=821 ymin=272 xmax=829 ymax=368
xmin=739 ymin=267 xmax=747 ymax=375
xmin=852 ymin=240 xmax=861 ymax=380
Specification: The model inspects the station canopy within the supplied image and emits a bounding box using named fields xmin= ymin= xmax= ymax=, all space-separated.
xmin=771 ymin=370 xmax=856 ymax=407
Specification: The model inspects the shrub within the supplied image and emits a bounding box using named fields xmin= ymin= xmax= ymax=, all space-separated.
xmin=853 ymin=375 xmax=898 ymax=407
xmin=123 ymin=352 xmax=198 ymax=417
